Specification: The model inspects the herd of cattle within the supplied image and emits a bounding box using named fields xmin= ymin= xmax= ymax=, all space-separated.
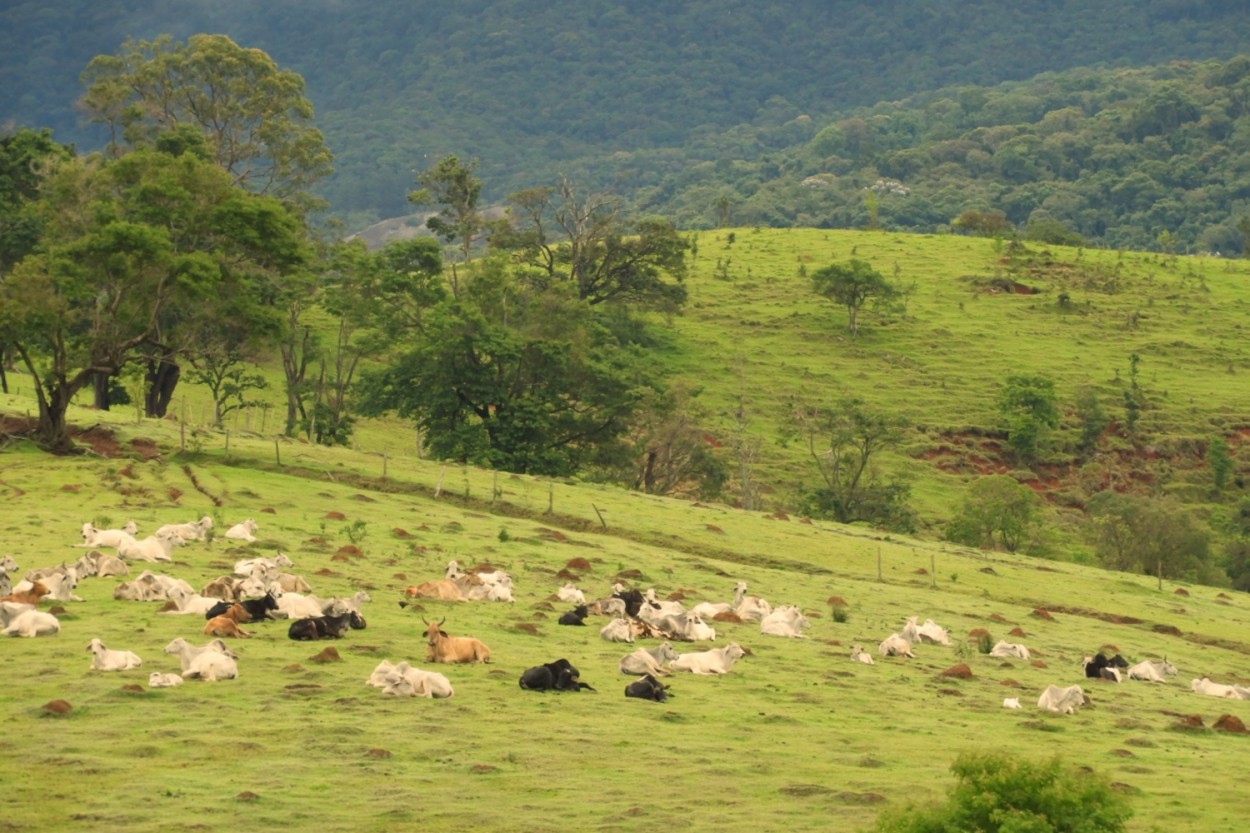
xmin=1 ymin=516 xmax=1247 ymax=712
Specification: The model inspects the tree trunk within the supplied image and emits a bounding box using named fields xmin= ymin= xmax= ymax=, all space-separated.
xmin=36 ymin=384 xmax=77 ymax=455
xmin=145 ymin=359 xmax=180 ymax=418
xmin=0 ymin=352 xmax=7 ymax=394
xmin=92 ymin=372 xmax=111 ymax=410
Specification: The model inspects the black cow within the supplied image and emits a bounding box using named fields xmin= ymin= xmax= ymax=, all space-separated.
xmin=519 ymin=658 xmax=595 ymax=692
xmin=287 ymin=610 xmax=365 ymax=641
xmin=1084 ymin=652 xmax=1128 ymax=681
xmin=205 ymin=592 xmax=280 ymax=622
xmin=624 ymin=673 xmax=669 ymax=702
xmin=558 ymin=605 xmax=589 ymax=626
xmin=613 ymin=588 xmax=645 ymax=618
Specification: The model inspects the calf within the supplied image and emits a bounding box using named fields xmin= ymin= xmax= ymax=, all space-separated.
xmin=224 ymin=519 xmax=259 ymax=542
xmin=624 ymin=673 xmax=669 ymax=702
xmin=86 ymin=637 xmax=142 ymax=671
xmin=850 ymin=645 xmax=875 ymax=665
xmin=558 ymin=605 xmax=589 ymax=626
xmin=1084 ymin=653 xmax=1127 ymax=682
xmin=164 ymin=637 xmax=237 ymax=673
xmin=149 ymin=672 xmax=184 ymax=688
xmin=519 ymin=658 xmax=595 ymax=692
xmin=760 ymin=605 xmax=811 ymax=638
xmin=989 ymin=640 xmax=1030 ymax=660
xmin=205 ymin=592 xmax=280 ymax=622
xmin=0 ymin=602 xmax=59 ymax=637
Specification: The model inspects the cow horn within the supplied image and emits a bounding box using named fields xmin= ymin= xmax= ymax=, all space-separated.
xmin=437 ymin=616 xmax=446 ymax=626
xmin=421 ymin=617 xmax=429 ymax=625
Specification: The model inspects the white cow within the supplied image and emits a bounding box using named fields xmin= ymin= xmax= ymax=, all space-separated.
xmin=87 ymin=638 xmax=142 ymax=671
xmin=366 ymin=660 xmax=398 ymax=687
xmin=224 ymin=519 xmax=260 ymax=542
xmin=620 ymin=643 xmax=679 ymax=676
xmin=118 ymin=533 xmax=181 ymax=563
xmin=556 ymin=583 xmax=586 ymax=605
xmin=148 ymin=672 xmax=184 ymax=688
xmin=850 ymin=645 xmax=875 ymax=665
xmin=878 ymin=633 xmax=916 ymax=658
xmin=158 ymin=586 xmax=221 ymax=616
xmin=760 ymin=605 xmax=810 ymax=638
xmin=989 ymin=640 xmax=1030 ymax=660
xmin=669 ymin=642 xmax=746 ymax=675
xmin=599 ymin=618 xmax=634 ymax=643
xmin=156 ymin=516 xmax=213 ymax=543
xmin=381 ymin=661 xmax=454 ymax=698
xmin=163 ymin=637 xmax=238 ymax=673
xmin=79 ymin=521 xmax=138 ymax=549
xmin=0 ymin=601 xmax=60 ymax=637
xmin=72 ymin=550 xmax=129 ymax=578
xmin=655 ymin=610 xmax=716 ymax=642
xmin=14 ymin=570 xmax=81 ymax=603
xmin=1128 ymin=659 xmax=1178 ymax=683
xmin=233 ymin=552 xmax=293 ymax=578
xmin=274 ymin=592 xmax=328 ymax=620
xmin=732 ymin=582 xmax=772 ymax=622
xmin=1190 ymin=677 xmax=1250 ymax=700
xmin=902 ymin=616 xmax=951 ymax=646
xmin=1037 ymin=684 xmax=1088 ymax=714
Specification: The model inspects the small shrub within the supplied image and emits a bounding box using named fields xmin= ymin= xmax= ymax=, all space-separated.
xmin=498 ymin=527 xmax=511 ymax=543
xmin=343 ymin=520 xmax=368 ymax=547
xmin=977 ymin=632 xmax=994 ymax=654
xmin=830 ymin=605 xmax=849 ymax=624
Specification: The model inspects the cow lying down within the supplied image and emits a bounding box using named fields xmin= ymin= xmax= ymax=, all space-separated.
xmin=519 ymin=658 xmax=595 ymax=692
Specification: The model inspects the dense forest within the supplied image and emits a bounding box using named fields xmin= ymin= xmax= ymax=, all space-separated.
xmin=4 ymin=0 xmax=1250 ymax=245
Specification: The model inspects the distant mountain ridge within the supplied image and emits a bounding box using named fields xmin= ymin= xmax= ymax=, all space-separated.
xmin=3 ymin=0 xmax=1249 ymax=230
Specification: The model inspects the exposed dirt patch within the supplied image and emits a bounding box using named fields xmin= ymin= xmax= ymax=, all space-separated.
xmin=1214 ymin=714 xmax=1248 ymax=733
xmin=1153 ymin=624 xmax=1183 ymax=637
xmin=41 ymin=700 xmax=72 ymax=715
xmin=939 ymin=663 xmax=974 ymax=679
xmin=1175 ymin=714 xmax=1205 ymax=730
xmin=999 ymin=679 xmax=1021 ymax=687
xmin=131 ymin=438 xmax=161 ymax=459
xmin=705 ymin=524 xmax=724 ymax=534
xmin=324 ymin=511 xmax=347 ymax=520
xmin=514 ymin=623 xmax=539 ymax=635
xmin=1009 ymin=627 xmax=1027 ymax=637
xmin=1174 ymin=588 xmax=1190 ymax=597
xmin=391 ymin=528 xmax=412 ymax=539
xmin=181 ymin=465 xmax=222 ymax=506
xmin=1031 ymin=608 xmax=1054 ymax=621
xmin=310 ymin=647 xmax=341 ymax=663
xmin=565 ymin=557 xmax=592 ymax=571
xmin=827 ymin=596 xmax=848 ymax=607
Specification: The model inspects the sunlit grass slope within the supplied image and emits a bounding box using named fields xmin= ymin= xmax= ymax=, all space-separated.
xmin=1 ymin=405 xmax=1249 ymax=833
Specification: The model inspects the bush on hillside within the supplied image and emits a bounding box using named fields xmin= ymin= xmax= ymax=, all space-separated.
xmin=872 ymin=751 xmax=1132 ymax=833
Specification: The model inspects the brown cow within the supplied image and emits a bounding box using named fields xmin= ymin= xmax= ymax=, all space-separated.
xmin=204 ymin=616 xmax=251 ymax=638
xmin=424 ymin=617 xmax=490 ymax=663
xmin=1 ymin=581 xmax=49 ymax=606
xmin=405 ymin=574 xmax=480 ymax=601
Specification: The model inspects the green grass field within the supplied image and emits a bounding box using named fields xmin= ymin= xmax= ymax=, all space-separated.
xmin=4 ymin=228 xmax=1250 ymax=832
xmin=1 ymin=403 xmax=1249 ymax=833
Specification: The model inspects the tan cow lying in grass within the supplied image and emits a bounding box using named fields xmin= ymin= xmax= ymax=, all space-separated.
xmin=0 ymin=601 xmax=59 ymax=637
xmin=424 ymin=618 xmax=490 ymax=663
xmin=669 ymin=642 xmax=746 ymax=675
xmin=87 ymin=638 xmax=142 ymax=671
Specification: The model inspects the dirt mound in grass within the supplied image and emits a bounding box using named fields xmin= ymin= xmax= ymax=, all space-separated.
xmin=939 ymin=663 xmax=974 ymax=679
xmin=1214 ymin=714 xmax=1248 ymax=733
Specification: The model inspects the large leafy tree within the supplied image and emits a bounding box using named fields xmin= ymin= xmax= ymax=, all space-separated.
xmin=494 ymin=178 xmax=688 ymax=312
xmin=998 ymin=374 xmax=1059 ymax=464
xmin=80 ymin=34 xmax=330 ymax=414
xmin=785 ymin=397 xmax=914 ymax=530
xmin=360 ymin=256 xmax=653 ymax=476
xmin=1085 ymin=491 xmax=1214 ymax=582
xmin=0 ymin=129 xmax=74 ymax=394
xmin=945 ymin=474 xmax=1041 ymax=552
xmin=810 ymin=258 xmax=899 ymax=336
xmin=0 ymin=149 xmax=306 ymax=453
xmin=410 ymin=155 xmax=484 ymax=280
xmin=80 ymin=34 xmax=333 ymax=202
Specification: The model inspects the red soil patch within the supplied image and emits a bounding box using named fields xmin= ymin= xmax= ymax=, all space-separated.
xmin=615 ymin=569 xmax=644 ymax=581
xmin=41 ymin=700 xmax=72 ymax=715
xmin=1218 ymin=592 xmax=1233 ymax=600
xmin=1174 ymin=588 xmax=1190 ymax=597
xmin=392 ymin=573 xmax=408 ymax=581
xmin=515 ymin=623 xmax=539 ymax=635
xmin=130 ymin=438 xmax=161 ymax=459
xmin=283 ymin=664 xmax=305 ymax=672
xmin=392 ymin=528 xmax=412 ymax=539
xmin=335 ymin=545 xmax=362 ymax=558
xmin=366 ymin=748 xmax=392 ymax=758
xmin=713 ymin=611 xmax=743 ymax=623
xmin=324 ymin=511 xmax=347 ymax=520
xmin=310 ymin=647 xmax=342 ymax=663
xmin=827 ymin=596 xmax=848 ymax=607
xmin=555 ymin=568 xmax=580 ymax=581
xmin=1031 ymin=608 xmax=1054 ymax=621
xmin=989 ymin=613 xmax=1009 ymax=623
xmin=1177 ymin=714 xmax=1205 ymax=729
xmin=772 ymin=510 xmax=790 ymax=521
xmin=60 ymin=484 xmax=80 ymax=493
xmin=565 ymin=557 xmax=592 ymax=571
xmin=939 ymin=663 xmax=974 ymax=679
xmin=799 ymin=518 xmax=813 ymax=525
xmin=1153 ymin=624 xmax=1183 ymax=636
xmin=537 ymin=528 xmax=567 ymax=542
xmin=913 ymin=567 xmax=928 ymax=575
xmin=967 ymin=628 xmax=990 ymax=638
xmin=315 ymin=568 xmax=338 ymax=577
xmin=1214 ymin=714 xmax=1248 ymax=733
xmin=1009 ymin=627 xmax=1027 ymax=637
xmin=706 ymin=524 xmax=724 ymax=534
xmin=261 ymin=507 xmax=276 ymax=514
xmin=1030 ymin=660 xmax=1047 ymax=669
xmin=121 ymin=684 xmax=145 ymax=693
xmin=999 ymin=679 xmax=1021 ymax=687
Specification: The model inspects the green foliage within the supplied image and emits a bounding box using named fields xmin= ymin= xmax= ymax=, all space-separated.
xmin=1073 ymin=386 xmax=1109 ymax=458
xmin=80 ymin=34 xmax=332 ymax=204
xmin=1206 ymin=435 xmax=1233 ymax=492
xmin=945 ymin=475 xmax=1041 ymax=553
xmin=952 ymin=209 xmax=1013 ymax=238
xmin=810 ymin=258 xmax=900 ymax=336
xmin=873 ymin=751 xmax=1132 ymax=833
xmin=410 ymin=155 xmax=483 ymax=268
xmin=1085 ymin=491 xmax=1214 ymax=581
xmin=997 ymin=374 xmax=1059 ymax=464
xmin=976 ymin=632 xmax=994 ymax=654
xmin=787 ymin=398 xmax=915 ymax=531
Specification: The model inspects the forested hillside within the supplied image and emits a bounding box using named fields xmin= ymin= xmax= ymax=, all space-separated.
xmin=4 ymin=0 xmax=1250 ymax=234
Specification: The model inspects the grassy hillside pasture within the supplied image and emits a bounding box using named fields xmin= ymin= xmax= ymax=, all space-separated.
xmin=668 ymin=229 xmax=1250 ymax=538
xmin=2 ymin=409 xmax=1250 ymax=832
